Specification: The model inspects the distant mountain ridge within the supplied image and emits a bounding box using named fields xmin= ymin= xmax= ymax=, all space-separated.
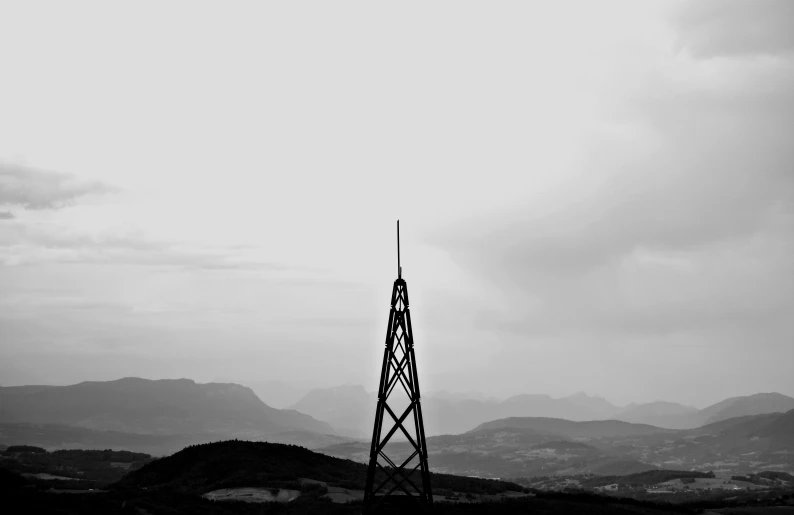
xmin=290 ymin=384 xmax=794 ymax=436
xmin=289 ymin=384 xmax=372 ymax=439
xmin=695 ymin=392 xmax=794 ymax=426
xmin=0 ymin=377 xmax=333 ymax=439
xmin=615 ymin=401 xmax=699 ymax=429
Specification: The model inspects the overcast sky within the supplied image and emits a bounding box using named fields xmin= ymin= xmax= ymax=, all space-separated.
xmin=1 ymin=0 xmax=792 ymax=408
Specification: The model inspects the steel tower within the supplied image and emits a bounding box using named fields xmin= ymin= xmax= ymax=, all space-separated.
xmin=362 ymin=221 xmax=433 ymax=513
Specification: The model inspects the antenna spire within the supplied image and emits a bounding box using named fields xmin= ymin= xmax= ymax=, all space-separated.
xmin=397 ymin=220 xmax=401 ymax=279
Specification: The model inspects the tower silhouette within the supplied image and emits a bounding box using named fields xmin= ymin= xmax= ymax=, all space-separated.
xmin=362 ymin=221 xmax=433 ymax=513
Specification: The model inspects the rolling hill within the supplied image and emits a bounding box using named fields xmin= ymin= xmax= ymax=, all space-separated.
xmin=319 ymin=417 xmax=672 ymax=478
xmin=754 ymin=408 xmax=794 ymax=449
xmin=696 ymin=393 xmax=794 ymax=426
xmin=117 ymin=439 xmax=526 ymax=496
xmin=319 ymin=412 xmax=794 ymax=479
xmin=470 ymin=417 xmax=676 ymax=438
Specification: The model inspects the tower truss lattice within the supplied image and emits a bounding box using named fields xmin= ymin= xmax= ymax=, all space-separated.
xmin=362 ymin=221 xmax=433 ymax=513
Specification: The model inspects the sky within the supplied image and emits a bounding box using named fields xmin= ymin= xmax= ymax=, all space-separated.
xmin=0 ymin=0 xmax=792 ymax=409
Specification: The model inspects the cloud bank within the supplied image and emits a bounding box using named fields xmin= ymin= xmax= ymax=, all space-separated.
xmin=427 ymin=0 xmax=794 ymax=339
xmin=0 ymin=161 xmax=114 ymax=210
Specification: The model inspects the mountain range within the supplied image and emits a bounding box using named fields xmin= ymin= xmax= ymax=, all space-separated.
xmin=2 ymin=376 xmax=793 ymax=475
xmin=0 ymin=377 xmax=333 ymax=447
xmin=289 ymin=385 xmax=794 ymax=436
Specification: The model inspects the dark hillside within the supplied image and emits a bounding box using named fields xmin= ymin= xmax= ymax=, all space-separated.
xmin=754 ymin=408 xmax=794 ymax=447
xmin=756 ymin=409 xmax=794 ymax=441
xmin=0 ymin=486 xmax=703 ymax=514
xmin=1 ymin=447 xmax=152 ymax=484
xmin=118 ymin=440 xmax=368 ymax=493
xmin=118 ymin=440 xmax=525 ymax=495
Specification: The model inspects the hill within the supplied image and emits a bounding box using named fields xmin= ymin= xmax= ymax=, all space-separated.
xmin=500 ymin=393 xmax=622 ymax=421
xmin=2 ymin=440 xmax=787 ymax=513
xmin=753 ymin=408 xmax=794 ymax=449
xmin=319 ymin=421 xmax=663 ymax=479
xmin=697 ymin=393 xmax=794 ymax=426
xmin=694 ymin=412 xmax=784 ymax=437
xmin=470 ymin=417 xmax=675 ymax=438
xmin=0 ymin=378 xmax=333 ymax=442
xmin=320 ymin=411 xmax=794 ymax=479
xmin=118 ymin=439 xmax=526 ymax=496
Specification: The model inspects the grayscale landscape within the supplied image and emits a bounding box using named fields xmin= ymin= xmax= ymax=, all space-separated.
xmin=1 ymin=0 xmax=793 ymax=513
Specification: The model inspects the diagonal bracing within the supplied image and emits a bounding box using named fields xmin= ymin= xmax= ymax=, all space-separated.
xmin=362 ymin=223 xmax=432 ymax=513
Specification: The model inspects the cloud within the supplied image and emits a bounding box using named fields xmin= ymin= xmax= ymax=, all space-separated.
xmin=0 ymin=161 xmax=114 ymax=210
xmin=433 ymin=65 xmax=794 ymax=279
xmin=671 ymin=0 xmax=794 ymax=59
xmin=424 ymin=1 xmax=794 ymax=338
xmin=0 ymin=162 xmax=312 ymax=273
xmin=0 ymin=220 xmax=302 ymax=271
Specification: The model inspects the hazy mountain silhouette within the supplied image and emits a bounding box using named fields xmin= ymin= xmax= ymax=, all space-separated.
xmin=615 ymin=401 xmax=699 ymax=429
xmin=290 ymin=385 xmax=794 ymax=436
xmin=232 ymin=378 xmax=315 ymax=409
xmin=288 ymin=384 xmax=373 ymax=438
xmin=0 ymin=377 xmax=333 ymax=438
xmin=499 ymin=392 xmax=622 ymax=421
xmin=422 ymin=397 xmax=501 ymax=436
xmin=291 ymin=387 xmax=629 ymax=437
xmin=695 ymin=393 xmax=794 ymax=426
xmin=609 ymin=393 xmax=794 ymax=429
xmin=424 ymin=389 xmax=500 ymax=403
